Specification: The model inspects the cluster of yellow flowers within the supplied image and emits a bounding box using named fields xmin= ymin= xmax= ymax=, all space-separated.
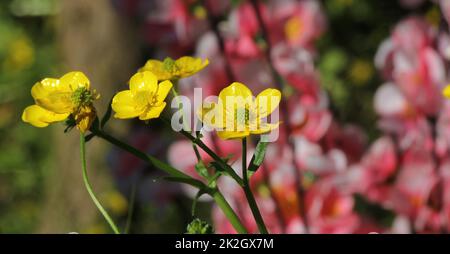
xmin=22 ymin=56 xmax=282 ymax=140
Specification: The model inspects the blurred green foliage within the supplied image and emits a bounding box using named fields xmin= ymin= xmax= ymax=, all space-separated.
xmin=317 ymin=0 xmax=434 ymax=140
xmin=0 ymin=0 xmax=58 ymax=233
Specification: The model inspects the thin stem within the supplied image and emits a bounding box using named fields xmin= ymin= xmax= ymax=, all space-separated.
xmin=242 ymin=138 xmax=247 ymax=185
xmin=212 ymin=189 xmax=248 ymax=234
xmin=171 ymin=86 xmax=247 ymax=232
xmin=92 ymin=129 xmax=195 ymax=181
xmin=167 ymin=122 xmax=244 ymax=186
xmin=80 ymin=134 xmax=120 ymax=234
xmin=91 ymin=128 xmax=248 ymax=233
xmin=242 ymin=138 xmax=268 ymax=234
xmin=124 ymin=181 xmax=137 ymax=234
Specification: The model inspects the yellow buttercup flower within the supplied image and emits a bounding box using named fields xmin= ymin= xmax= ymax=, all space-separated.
xmin=112 ymin=71 xmax=173 ymax=120
xmin=199 ymin=82 xmax=281 ymax=140
xmin=22 ymin=71 xmax=99 ymax=133
xmin=139 ymin=56 xmax=209 ymax=81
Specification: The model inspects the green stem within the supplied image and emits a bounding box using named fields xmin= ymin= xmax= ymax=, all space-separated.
xmin=124 ymin=181 xmax=137 ymax=234
xmin=80 ymin=134 xmax=120 ymax=234
xmin=92 ymin=129 xmax=195 ymax=181
xmin=171 ymin=86 xmax=248 ymax=233
xmin=242 ymin=138 xmax=268 ymax=234
xmin=212 ymin=189 xmax=248 ymax=234
xmin=91 ymin=129 xmax=248 ymax=233
xmin=159 ymin=117 xmax=243 ymax=185
xmin=177 ymin=128 xmax=244 ymax=186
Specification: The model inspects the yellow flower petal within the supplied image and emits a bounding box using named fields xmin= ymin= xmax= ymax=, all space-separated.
xmin=139 ymin=102 xmax=167 ymax=120
xmin=443 ymin=85 xmax=450 ymax=98
xmin=139 ymin=60 xmax=172 ymax=81
xmin=217 ymin=130 xmax=250 ymax=140
xmin=175 ymin=56 xmax=209 ymax=78
xmin=218 ymin=82 xmax=253 ymax=123
xmin=256 ymin=88 xmax=281 ymax=118
xmin=139 ymin=57 xmax=209 ymax=80
xmin=156 ymin=80 xmax=173 ymax=104
xmin=250 ymin=122 xmax=280 ymax=135
xmin=112 ymin=90 xmax=144 ymax=119
xmin=129 ymin=71 xmax=158 ymax=95
xmin=60 ymin=71 xmax=90 ymax=91
xmin=198 ymin=101 xmax=225 ymax=129
xmin=218 ymin=82 xmax=253 ymax=102
xmin=31 ymin=78 xmax=73 ymax=114
xmin=22 ymin=105 xmax=69 ymax=127
xmin=75 ymin=105 xmax=96 ymax=133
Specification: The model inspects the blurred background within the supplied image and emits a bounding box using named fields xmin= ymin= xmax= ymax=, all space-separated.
xmin=1 ymin=0 xmax=449 ymax=233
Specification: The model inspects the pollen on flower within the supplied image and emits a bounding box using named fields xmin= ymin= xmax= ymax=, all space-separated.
xmin=71 ymin=87 xmax=100 ymax=108
xmin=234 ymin=107 xmax=251 ymax=128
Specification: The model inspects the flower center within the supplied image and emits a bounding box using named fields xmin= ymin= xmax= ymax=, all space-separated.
xmin=235 ymin=107 xmax=251 ymax=128
xmin=148 ymin=92 xmax=159 ymax=106
xmin=72 ymin=87 xmax=97 ymax=108
xmin=163 ymin=57 xmax=178 ymax=73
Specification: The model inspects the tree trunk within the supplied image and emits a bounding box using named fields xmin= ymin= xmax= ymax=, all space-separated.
xmin=38 ymin=0 xmax=138 ymax=233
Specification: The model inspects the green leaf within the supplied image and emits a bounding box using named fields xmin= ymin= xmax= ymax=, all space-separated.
xmin=63 ymin=115 xmax=76 ymax=133
xmin=248 ymin=140 xmax=269 ymax=172
xmin=84 ymin=133 xmax=95 ymax=142
xmin=91 ymin=116 xmax=100 ymax=132
xmin=254 ymin=141 xmax=269 ymax=166
xmin=100 ymin=100 xmax=113 ymax=129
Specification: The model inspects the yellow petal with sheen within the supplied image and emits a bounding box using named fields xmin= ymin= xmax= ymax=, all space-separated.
xmin=139 ymin=60 xmax=172 ymax=80
xmin=198 ymin=101 xmax=225 ymax=129
xmin=217 ymin=130 xmax=250 ymax=140
xmin=60 ymin=71 xmax=90 ymax=91
xmin=251 ymin=122 xmax=280 ymax=135
xmin=139 ymin=102 xmax=167 ymax=120
xmin=221 ymin=85 xmax=253 ymax=119
xmin=256 ymin=88 xmax=281 ymax=118
xmin=112 ymin=90 xmax=144 ymax=119
xmin=175 ymin=56 xmax=209 ymax=78
xmin=156 ymin=80 xmax=173 ymax=105
xmin=129 ymin=71 xmax=158 ymax=95
xmin=31 ymin=78 xmax=73 ymax=114
xmin=22 ymin=105 xmax=69 ymax=127
xmin=218 ymin=82 xmax=253 ymax=102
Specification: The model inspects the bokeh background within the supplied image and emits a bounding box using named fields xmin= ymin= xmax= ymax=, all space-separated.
xmin=1 ymin=0 xmax=449 ymax=233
